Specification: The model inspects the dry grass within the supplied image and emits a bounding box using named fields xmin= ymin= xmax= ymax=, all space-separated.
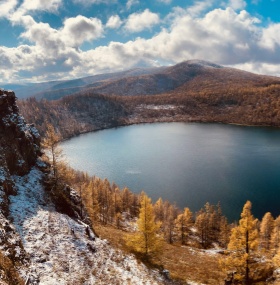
xmin=95 ymin=224 xmax=225 ymax=284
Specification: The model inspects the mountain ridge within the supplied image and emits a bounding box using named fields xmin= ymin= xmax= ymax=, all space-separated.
xmin=6 ymin=59 xmax=280 ymax=100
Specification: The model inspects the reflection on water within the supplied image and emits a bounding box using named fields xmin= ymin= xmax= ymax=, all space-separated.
xmin=61 ymin=122 xmax=280 ymax=221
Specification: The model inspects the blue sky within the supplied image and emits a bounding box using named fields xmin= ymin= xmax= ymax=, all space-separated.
xmin=0 ymin=0 xmax=280 ymax=83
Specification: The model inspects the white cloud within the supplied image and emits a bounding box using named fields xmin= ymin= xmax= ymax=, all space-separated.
xmin=0 ymin=0 xmax=18 ymax=18
xmin=187 ymin=0 xmax=215 ymax=16
xmin=126 ymin=0 xmax=139 ymax=10
xmin=61 ymin=16 xmax=104 ymax=47
xmin=124 ymin=9 xmax=160 ymax=33
xmin=20 ymin=0 xmax=62 ymax=13
xmin=21 ymin=15 xmax=103 ymax=50
xmin=227 ymin=0 xmax=247 ymax=10
xmin=106 ymin=15 xmax=122 ymax=29
xmin=8 ymin=0 xmax=62 ymax=25
xmin=260 ymin=23 xmax=280 ymax=50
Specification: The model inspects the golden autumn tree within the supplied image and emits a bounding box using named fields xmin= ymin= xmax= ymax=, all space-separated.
xmin=42 ymin=123 xmax=68 ymax=191
xmin=271 ymin=216 xmax=280 ymax=255
xmin=175 ymin=207 xmax=193 ymax=245
xmin=260 ymin=212 xmax=274 ymax=252
xmin=154 ymin=197 xmax=164 ymax=222
xmin=126 ymin=192 xmax=162 ymax=258
xmin=220 ymin=201 xmax=258 ymax=285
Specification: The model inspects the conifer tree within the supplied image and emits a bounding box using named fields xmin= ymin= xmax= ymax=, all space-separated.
xmin=175 ymin=207 xmax=193 ymax=245
xmin=195 ymin=211 xmax=209 ymax=248
xmin=220 ymin=201 xmax=258 ymax=284
xmin=126 ymin=192 xmax=162 ymax=257
xmin=84 ymin=180 xmax=100 ymax=223
xmin=162 ymin=202 xmax=178 ymax=244
xmin=42 ymin=123 xmax=65 ymax=191
xmin=154 ymin=198 xmax=164 ymax=222
xmin=271 ymin=216 xmax=280 ymax=255
xmin=195 ymin=202 xmax=216 ymax=248
xmin=260 ymin=212 xmax=274 ymax=252
xmin=219 ymin=216 xmax=230 ymax=248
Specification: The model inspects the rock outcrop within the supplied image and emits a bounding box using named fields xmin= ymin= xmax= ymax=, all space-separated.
xmin=0 ymin=89 xmax=42 ymax=283
xmin=0 ymin=89 xmax=40 ymax=215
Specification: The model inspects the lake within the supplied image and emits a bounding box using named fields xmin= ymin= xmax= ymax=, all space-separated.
xmin=60 ymin=122 xmax=280 ymax=221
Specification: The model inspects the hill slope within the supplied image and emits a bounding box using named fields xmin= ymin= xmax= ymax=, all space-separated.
xmin=4 ymin=66 xmax=166 ymax=99
xmin=0 ymin=90 xmax=164 ymax=284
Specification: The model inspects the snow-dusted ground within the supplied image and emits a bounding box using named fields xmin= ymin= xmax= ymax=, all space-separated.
xmin=136 ymin=104 xmax=179 ymax=110
xmin=9 ymin=166 xmax=162 ymax=285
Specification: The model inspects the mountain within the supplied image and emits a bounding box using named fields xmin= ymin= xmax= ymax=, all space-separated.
xmin=7 ymin=60 xmax=280 ymax=101
xmin=17 ymin=59 xmax=280 ymax=140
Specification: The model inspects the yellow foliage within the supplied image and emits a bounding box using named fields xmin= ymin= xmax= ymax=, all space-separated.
xmin=220 ymin=201 xmax=259 ymax=284
xmin=126 ymin=192 xmax=163 ymax=257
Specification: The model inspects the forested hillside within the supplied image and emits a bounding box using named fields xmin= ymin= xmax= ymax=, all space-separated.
xmin=18 ymin=78 xmax=280 ymax=140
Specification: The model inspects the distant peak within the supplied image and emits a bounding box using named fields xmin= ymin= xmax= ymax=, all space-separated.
xmin=179 ymin=59 xmax=223 ymax=69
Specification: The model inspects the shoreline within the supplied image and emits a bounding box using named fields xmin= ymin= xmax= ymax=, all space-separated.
xmin=59 ymin=117 xmax=280 ymax=143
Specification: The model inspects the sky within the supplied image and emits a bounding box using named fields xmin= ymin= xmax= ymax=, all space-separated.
xmin=0 ymin=0 xmax=280 ymax=83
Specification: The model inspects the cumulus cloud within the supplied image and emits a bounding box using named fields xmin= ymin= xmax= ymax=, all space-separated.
xmin=61 ymin=16 xmax=104 ymax=47
xmin=124 ymin=9 xmax=160 ymax=33
xmin=20 ymin=15 xmax=103 ymax=51
xmin=106 ymin=15 xmax=122 ymax=29
xmin=0 ymin=0 xmax=18 ymax=18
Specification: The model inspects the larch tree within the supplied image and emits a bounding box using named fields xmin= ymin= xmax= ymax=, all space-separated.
xmin=175 ymin=207 xmax=193 ymax=245
xmin=220 ymin=200 xmax=259 ymax=285
xmin=260 ymin=212 xmax=274 ymax=253
xmin=271 ymin=216 xmax=280 ymax=255
xmin=83 ymin=180 xmax=100 ymax=224
xmin=126 ymin=192 xmax=162 ymax=258
xmin=42 ymin=123 xmax=64 ymax=191
xmin=154 ymin=197 xmax=164 ymax=222
xmin=162 ymin=201 xmax=178 ymax=244
xmin=195 ymin=202 xmax=217 ymax=248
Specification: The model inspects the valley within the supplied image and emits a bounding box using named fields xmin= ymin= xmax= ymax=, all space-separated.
xmin=2 ymin=60 xmax=280 ymax=285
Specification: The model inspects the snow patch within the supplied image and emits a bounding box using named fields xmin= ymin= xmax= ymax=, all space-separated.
xmin=9 ymin=166 xmax=162 ymax=284
xmin=137 ymin=104 xmax=178 ymax=110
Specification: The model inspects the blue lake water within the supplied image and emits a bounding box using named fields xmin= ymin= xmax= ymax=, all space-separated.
xmin=60 ymin=122 xmax=280 ymax=221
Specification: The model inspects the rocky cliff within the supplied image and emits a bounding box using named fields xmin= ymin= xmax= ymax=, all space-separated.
xmin=0 ymin=89 xmax=42 ymax=284
xmin=0 ymin=89 xmax=40 ymax=215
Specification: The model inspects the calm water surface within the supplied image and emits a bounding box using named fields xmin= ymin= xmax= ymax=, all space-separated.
xmin=61 ymin=123 xmax=280 ymax=221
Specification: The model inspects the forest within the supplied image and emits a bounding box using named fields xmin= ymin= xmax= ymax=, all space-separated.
xmin=41 ymin=123 xmax=280 ymax=285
